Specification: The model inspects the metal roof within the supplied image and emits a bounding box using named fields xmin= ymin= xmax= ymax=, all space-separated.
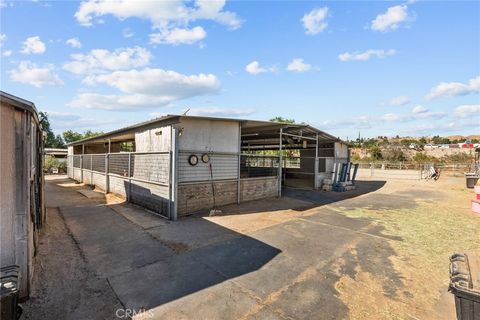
xmin=0 ymin=90 xmax=40 ymax=125
xmin=67 ymin=114 xmax=342 ymax=146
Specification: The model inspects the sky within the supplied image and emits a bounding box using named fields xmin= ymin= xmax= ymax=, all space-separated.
xmin=0 ymin=0 xmax=479 ymax=140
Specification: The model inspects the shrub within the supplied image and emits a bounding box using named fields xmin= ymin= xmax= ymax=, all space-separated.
xmin=369 ymin=145 xmax=383 ymax=161
xmin=43 ymin=155 xmax=66 ymax=173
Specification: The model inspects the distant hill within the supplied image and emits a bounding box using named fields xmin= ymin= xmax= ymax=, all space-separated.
xmin=447 ymin=135 xmax=480 ymax=141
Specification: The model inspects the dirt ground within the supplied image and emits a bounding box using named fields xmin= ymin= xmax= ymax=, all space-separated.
xmin=22 ymin=175 xmax=479 ymax=320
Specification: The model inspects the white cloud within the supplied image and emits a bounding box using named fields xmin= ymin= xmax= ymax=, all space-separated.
xmin=454 ymin=104 xmax=480 ymax=118
xmin=286 ymin=58 xmax=311 ymax=73
xmin=2 ymin=50 xmax=12 ymax=57
xmin=302 ymin=7 xmax=328 ymax=35
xmin=66 ymin=37 xmax=82 ymax=48
xmin=0 ymin=33 xmax=6 ymax=47
xmin=414 ymin=111 xmax=446 ymax=120
xmin=83 ymin=68 xmax=220 ymax=95
xmin=122 ymin=28 xmax=134 ymax=38
xmin=150 ymin=26 xmax=206 ymax=45
xmin=188 ymin=107 xmax=256 ymax=117
xmin=74 ymin=0 xmax=241 ymax=45
xmin=371 ymin=5 xmax=410 ymax=32
xmin=69 ymin=93 xmax=173 ymax=110
xmin=382 ymin=110 xmax=446 ymax=123
xmin=71 ymin=68 xmax=220 ymax=110
xmin=411 ymin=105 xmax=428 ymax=114
xmin=425 ymin=76 xmax=480 ymax=100
xmin=9 ymin=61 xmax=63 ymax=87
xmin=245 ymin=60 xmax=276 ymax=75
xmin=63 ymin=46 xmax=152 ymax=75
xmin=338 ymin=49 xmax=396 ymax=61
xmin=387 ymin=95 xmax=410 ymax=106
xmin=381 ymin=113 xmax=410 ymax=122
xmin=21 ymin=36 xmax=46 ymax=54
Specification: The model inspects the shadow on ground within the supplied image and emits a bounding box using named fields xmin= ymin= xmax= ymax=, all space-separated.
xmin=190 ymin=180 xmax=387 ymax=217
xmin=27 ymin=176 xmax=416 ymax=319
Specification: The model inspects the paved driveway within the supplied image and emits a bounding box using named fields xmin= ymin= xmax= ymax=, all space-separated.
xmin=46 ymin=177 xmax=399 ymax=320
xmin=29 ymin=176 xmax=466 ymax=320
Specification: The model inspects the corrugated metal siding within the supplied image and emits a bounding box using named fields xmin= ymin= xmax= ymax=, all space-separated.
xmin=178 ymin=152 xmax=238 ymax=183
xmin=132 ymin=153 xmax=169 ymax=184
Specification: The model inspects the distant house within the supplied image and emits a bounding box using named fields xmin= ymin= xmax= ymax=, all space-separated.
xmin=0 ymin=91 xmax=45 ymax=299
xmin=45 ymin=148 xmax=68 ymax=162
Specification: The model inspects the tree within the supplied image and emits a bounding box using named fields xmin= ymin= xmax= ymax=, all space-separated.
xmin=369 ymin=144 xmax=383 ymax=161
xmin=432 ymin=135 xmax=450 ymax=145
xmin=62 ymin=130 xmax=84 ymax=144
xmin=269 ymin=117 xmax=295 ymax=124
xmin=39 ymin=112 xmax=65 ymax=148
xmin=62 ymin=130 xmax=104 ymax=144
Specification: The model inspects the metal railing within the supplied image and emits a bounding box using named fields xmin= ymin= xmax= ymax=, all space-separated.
xmin=68 ymin=152 xmax=172 ymax=218
xmin=240 ymin=154 xmax=280 ymax=178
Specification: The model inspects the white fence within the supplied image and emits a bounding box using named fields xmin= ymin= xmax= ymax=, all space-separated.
xmin=355 ymin=162 xmax=473 ymax=180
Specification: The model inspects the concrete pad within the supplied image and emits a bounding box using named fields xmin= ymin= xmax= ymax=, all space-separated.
xmin=145 ymin=280 xmax=261 ymax=320
xmin=192 ymin=235 xmax=281 ymax=279
xmin=109 ymin=203 xmax=168 ymax=230
xmin=77 ymin=188 xmax=106 ymax=199
xmin=330 ymin=193 xmax=416 ymax=211
xmin=232 ymin=253 xmax=310 ymax=301
xmin=300 ymin=207 xmax=371 ymax=231
xmin=108 ymin=253 xmax=226 ymax=310
xmin=61 ymin=204 xmax=174 ymax=277
xmin=82 ymin=232 xmax=174 ymax=277
xmin=249 ymin=219 xmax=359 ymax=265
xmin=146 ymin=216 xmax=241 ymax=252
xmin=245 ymin=307 xmax=285 ymax=320
xmin=265 ymin=264 xmax=349 ymax=320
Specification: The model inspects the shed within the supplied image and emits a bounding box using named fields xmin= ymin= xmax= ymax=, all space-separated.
xmin=0 ymin=91 xmax=45 ymax=299
xmin=67 ymin=115 xmax=348 ymax=220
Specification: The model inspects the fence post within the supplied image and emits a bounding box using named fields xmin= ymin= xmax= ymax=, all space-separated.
xmin=170 ymin=128 xmax=178 ymax=221
xmin=278 ymin=128 xmax=283 ymax=198
xmin=80 ymin=155 xmax=83 ymax=182
xmin=105 ymin=154 xmax=109 ymax=194
xmin=90 ymin=155 xmax=93 ymax=183
xmin=128 ymin=153 xmax=132 ymax=202
xmin=237 ymin=123 xmax=241 ymax=204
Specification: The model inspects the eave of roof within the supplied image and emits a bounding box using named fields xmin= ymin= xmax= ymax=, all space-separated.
xmin=67 ymin=114 xmax=343 ymax=146
xmin=0 ymin=90 xmax=40 ymax=125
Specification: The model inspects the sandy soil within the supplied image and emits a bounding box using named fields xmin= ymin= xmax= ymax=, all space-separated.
xmin=21 ymin=206 xmax=123 ymax=320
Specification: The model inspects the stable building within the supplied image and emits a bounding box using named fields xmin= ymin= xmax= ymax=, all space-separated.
xmin=67 ymin=115 xmax=348 ymax=220
xmin=0 ymin=91 xmax=45 ymax=299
